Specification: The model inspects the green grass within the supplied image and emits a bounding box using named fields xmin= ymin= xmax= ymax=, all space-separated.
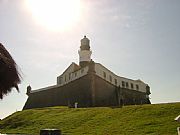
xmin=0 ymin=103 xmax=180 ymax=135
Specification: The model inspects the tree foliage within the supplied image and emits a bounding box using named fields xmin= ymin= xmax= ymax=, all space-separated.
xmin=0 ymin=43 xmax=21 ymax=99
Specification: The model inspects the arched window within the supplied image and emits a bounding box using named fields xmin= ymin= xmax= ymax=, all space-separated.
xmin=114 ymin=79 xmax=117 ymax=85
xmin=103 ymin=71 xmax=106 ymax=78
xmin=109 ymin=75 xmax=112 ymax=82
xmin=81 ymin=68 xmax=84 ymax=73
xmin=126 ymin=82 xmax=129 ymax=88
xmin=131 ymin=83 xmax=134 ymax=89
xmin=69 ymin=73 xmax=71 ymax=80
xmin=136 ymin=84 xmax=139 ymax=90
xmin=122 ymin=81 xmax=125 ymax=87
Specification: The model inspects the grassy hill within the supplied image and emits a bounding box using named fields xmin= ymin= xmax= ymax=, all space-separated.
xmin=0 ymin=103 xmax=180 ymax=135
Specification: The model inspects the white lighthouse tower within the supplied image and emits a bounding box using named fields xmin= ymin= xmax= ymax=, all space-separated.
xmin=78 ymin=36 xmax=92 ymax=67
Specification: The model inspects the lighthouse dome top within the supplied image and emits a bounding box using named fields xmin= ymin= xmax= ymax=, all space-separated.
xmin=80 ymin=36 xmax=90 ymax=50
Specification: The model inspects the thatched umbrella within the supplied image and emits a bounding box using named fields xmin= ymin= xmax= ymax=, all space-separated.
xmin=0 ymin=43 xmax=21 ymax=99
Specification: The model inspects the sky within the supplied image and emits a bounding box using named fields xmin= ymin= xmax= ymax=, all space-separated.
xmin=0 ymin=0 xmax=180 ymax=119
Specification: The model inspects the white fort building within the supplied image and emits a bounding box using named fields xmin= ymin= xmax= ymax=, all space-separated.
xmin=23 ymin=36 xmax=151 ymax=109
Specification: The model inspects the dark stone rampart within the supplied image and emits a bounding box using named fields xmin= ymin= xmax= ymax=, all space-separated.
xmin=23 ymin=75 xmax=92 ymax=109
xmin=23 ymin=73 xmax=150 ymax=110
xmin=93 ymin=75 xmax=150 ymax=107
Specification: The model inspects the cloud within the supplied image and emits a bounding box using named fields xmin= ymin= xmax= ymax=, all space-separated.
xmin=0 ymin=0 xmax=9 ymax=4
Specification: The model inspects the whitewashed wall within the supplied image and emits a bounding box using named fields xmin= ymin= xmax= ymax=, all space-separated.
xmin=57 ymin=65 xmax=89 ymax=85
xmin=94 ymin=63 xmax=147 ymax=93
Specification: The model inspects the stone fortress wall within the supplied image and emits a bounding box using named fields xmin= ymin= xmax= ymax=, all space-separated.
xmin=23 ymin=61 xmax=150 ymax=110
xmin=23 ymin=36 xmax=151 ymax=110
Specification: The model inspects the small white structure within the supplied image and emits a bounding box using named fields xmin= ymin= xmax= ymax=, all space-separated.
xmin=175 ymin=115 xmax=180 ymax=135
xmin=177 ymin=127 xmax=180 ymax=135
xmin=75 ymin=102 xmax=78 ymax=108
xmin=175 ymin=115 xmax=180 ymax=123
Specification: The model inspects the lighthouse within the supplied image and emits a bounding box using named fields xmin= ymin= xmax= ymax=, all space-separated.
xmin=78 ymin=36 xmax=92 ymax=67
xmin=23 ymin=36 xmax=151 ymax=110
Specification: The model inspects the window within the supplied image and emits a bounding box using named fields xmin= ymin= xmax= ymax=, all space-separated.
xmin=81 ymin=68 xmax=84 ymax=73
xmin=136 ymin=84 xmax=139 ymax=90
xmin=131 ymin=83 xmax=134 ymax=89
xmin=103 ymin=71 xmax=106 ymax=78
xmin=122 ymin=81 xmax=125 ymax=87
xmin=58 ymin=77 xmax=62 ymax=84
xmin=109 ymin=75 xmax=112 ymax=82
xmin=114 ymin=79 xmax=117 ymax=85
xmin=75 ymin=72 xmax=77 ymax=77
xmin=65 ymin=75 xmax=66 ymax=82
xmin=126 ymin=82 xmax=129 ymax=88
xmin=69 ymin=73 xmax=71 ymax=80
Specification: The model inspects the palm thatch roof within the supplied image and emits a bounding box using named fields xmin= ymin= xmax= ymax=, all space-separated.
xmin=0 ymin=43 xmax=21 ymax=99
